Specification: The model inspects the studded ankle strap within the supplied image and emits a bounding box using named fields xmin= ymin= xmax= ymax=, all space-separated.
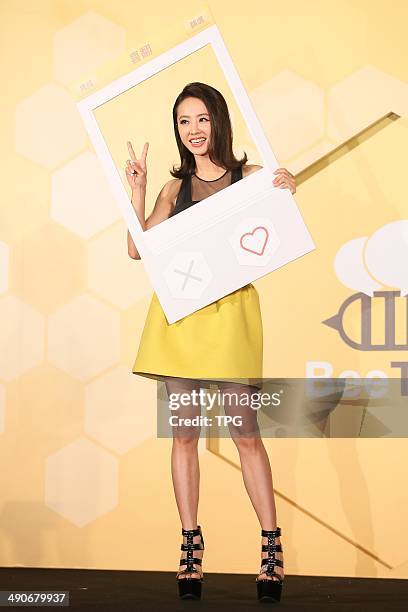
xmin=259 ymin=526 xmax=283 ymax=582
xmin=261 ymin=527 xmax=281 ymax=538
xmin=178 ymin=525 xmax=204 ymax=578
xmin=181 ymin=525 xmax=202 ymax=538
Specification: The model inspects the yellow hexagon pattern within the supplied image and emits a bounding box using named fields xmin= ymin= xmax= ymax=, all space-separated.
xmin=1 ymin=0 xmax=408 ymax=579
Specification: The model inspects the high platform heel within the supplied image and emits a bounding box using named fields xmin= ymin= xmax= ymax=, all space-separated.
xmin=255 ymin=527 xmax=284 ymax=602
xmin=176 ymin=525 xmax=204 ymax=600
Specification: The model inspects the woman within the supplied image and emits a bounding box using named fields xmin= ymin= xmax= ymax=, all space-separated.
xmin=125 ymin=82 xmax=296 ymax=602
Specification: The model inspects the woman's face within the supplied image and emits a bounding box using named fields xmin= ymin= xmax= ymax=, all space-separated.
xmin=176 ymin=96 xmax=211 ymax=156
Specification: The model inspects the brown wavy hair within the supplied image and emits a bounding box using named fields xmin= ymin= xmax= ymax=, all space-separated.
xmin=170 ymin=82 xmax=247 ymax=178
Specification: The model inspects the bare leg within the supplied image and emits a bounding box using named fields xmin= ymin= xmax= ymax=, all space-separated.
xmin=164 ymin=376 xmax=203 ymax=580
xmin=216 ymin=382 xmax=284 ymax=582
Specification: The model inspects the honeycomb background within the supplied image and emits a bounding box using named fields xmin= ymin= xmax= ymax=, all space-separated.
xmin=1 ymin=0 xmax=407 ymax=577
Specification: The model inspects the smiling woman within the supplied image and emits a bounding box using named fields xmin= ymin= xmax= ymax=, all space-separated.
xmin=170 ymin=82 xmax=247 ymax=180
xmin=132 ymin=83 xmax=262 ymax=389
xmin=177 ymin=105 xmax=211 ymax=154
xmin=126 ymin=81 xmax=292 ymax=603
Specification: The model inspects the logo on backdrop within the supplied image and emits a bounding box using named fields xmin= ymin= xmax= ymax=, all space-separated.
xmin=322 ymin=220 xmax=408 ymax=393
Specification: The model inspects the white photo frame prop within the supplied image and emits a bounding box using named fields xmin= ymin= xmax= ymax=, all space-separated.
xmin=77 ymin=24 xmax=316 ymax=324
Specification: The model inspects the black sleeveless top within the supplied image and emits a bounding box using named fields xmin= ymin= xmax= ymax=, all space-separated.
xmin=170 ymin=166 xmax=243 ymax=218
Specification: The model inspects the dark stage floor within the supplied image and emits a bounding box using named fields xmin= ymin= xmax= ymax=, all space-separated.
xmin=0 ymin=568 xmax=407 ymax=611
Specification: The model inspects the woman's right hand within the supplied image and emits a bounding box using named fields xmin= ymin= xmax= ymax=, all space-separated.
xmin=125 ymin=140 xmax=149 ymax=189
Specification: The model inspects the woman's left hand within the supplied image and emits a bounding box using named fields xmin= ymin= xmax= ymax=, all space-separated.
xmin=273 ymin=167 xmax=296 ymax=194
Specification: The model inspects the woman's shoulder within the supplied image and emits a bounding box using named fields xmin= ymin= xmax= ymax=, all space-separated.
xmin=241 ymin=163 xmax=263 ymax=177
xmin=161 ymin=177 xmax=183 ymax=207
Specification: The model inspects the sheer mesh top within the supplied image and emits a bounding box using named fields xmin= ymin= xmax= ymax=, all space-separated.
xmin=170 ymin=166 xmax=243 ymax=217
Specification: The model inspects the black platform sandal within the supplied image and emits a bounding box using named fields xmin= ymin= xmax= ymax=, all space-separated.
xmin=255 ymin=527 xmax=284 ymax=602
xmin=176 ymin=525 xmax=204 ymax=600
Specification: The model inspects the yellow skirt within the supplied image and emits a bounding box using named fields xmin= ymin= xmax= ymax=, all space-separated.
xmin=132 ymin=283 xmax=263 ymax=388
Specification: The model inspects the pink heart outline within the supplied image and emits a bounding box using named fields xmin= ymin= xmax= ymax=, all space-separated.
xmin=239 ymin=226 xmax=269 ymax=256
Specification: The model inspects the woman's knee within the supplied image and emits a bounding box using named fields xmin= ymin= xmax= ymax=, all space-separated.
xmin=231 ymin=434 xmax=263 ymax=453
xmin=172 ymin=435 xmax=200 ymax=449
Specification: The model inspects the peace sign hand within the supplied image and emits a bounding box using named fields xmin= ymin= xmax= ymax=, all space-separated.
xmin=125 ymin=141 xmax=149 ymax=190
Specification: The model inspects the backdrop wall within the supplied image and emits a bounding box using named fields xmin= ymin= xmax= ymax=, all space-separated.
xmin=0 ymin=0 xmax=407 ymax=578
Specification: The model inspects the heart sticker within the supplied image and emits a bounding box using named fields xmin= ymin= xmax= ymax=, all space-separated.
xmin=239 ymin=226 xmax=269 ymax=256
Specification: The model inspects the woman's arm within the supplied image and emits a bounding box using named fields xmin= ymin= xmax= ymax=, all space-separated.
xmin=127 ymin=179 xmax=180 ymax=260
xmin=127 ymin=183 xmax=146 ymax=259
